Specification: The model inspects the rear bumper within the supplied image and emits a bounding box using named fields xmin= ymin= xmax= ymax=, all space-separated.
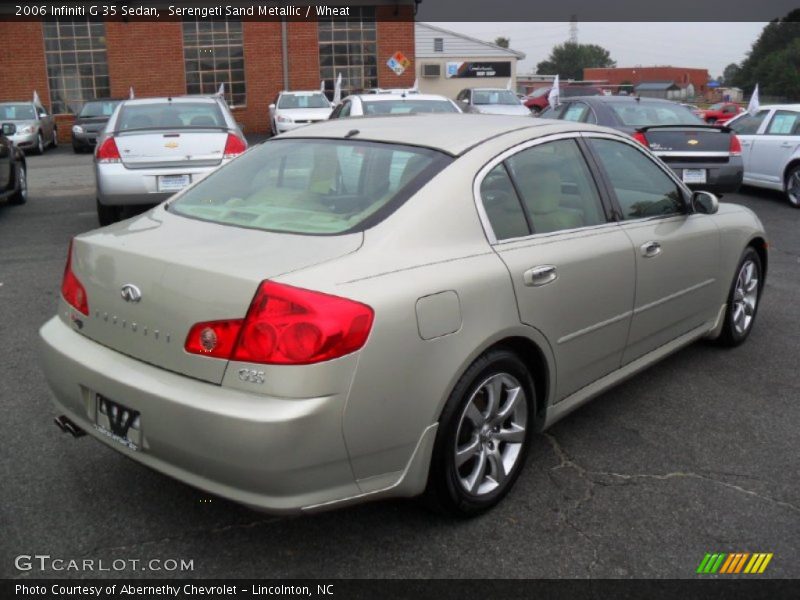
xmin=662 ymin=158 xmax=743 ymax=194
xmin=38 ymin=315 xmax=362 ymax=513
xmin=95 ymin=161 xmax=228 ymax=206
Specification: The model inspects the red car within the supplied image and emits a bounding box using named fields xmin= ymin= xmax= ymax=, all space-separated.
xmin=523 ymin=85 xmax=603 ymax=114
xmin=701 ymin=102 xmax=743 ymax=125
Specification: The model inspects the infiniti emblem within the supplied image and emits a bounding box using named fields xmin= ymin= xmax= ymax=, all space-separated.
xmin=120 ymin=284 xmax=142 ymax=303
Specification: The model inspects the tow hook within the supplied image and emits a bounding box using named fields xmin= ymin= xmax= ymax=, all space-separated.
xmin=54 ymin=415 xmax=86 ymax=438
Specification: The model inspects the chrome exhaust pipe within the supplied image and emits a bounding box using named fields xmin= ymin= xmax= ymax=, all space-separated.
xmin=54 ymin=415 xmax=86 ymax=438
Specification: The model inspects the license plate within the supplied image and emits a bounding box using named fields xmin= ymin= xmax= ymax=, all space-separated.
xmin=157 ymin=174 xmax=190 ymax=192
xmin=94 ymin=395 xmax=141 ymax=451
xmin=682 ymin=169 xmax=707 ymax=184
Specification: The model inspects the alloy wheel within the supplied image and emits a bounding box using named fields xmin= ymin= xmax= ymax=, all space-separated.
xmin=787 ymin=170 xmax=800 ymax=207
xmin=732 ymin=259 xmax=759 ymax=335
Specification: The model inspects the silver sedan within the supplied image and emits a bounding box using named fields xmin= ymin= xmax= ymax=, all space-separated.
xmin=40 ymin=115 xmax=766 ymax=516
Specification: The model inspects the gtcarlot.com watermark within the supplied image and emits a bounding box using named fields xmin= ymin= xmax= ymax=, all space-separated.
xmin=15 ymin=554 xmax=194 ymax=573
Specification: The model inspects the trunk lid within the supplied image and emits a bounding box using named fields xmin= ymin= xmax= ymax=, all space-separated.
xmin=115 ymin=130 xmax=230 ymax=169
xmin=638 ymin=125 xmax=732 ymax=159
xmin=68 ymin=209 xmax=363 ymax=384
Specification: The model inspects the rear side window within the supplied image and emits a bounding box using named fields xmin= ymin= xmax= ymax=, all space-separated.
xmin=117 ymin=102 xmax=225 ymax=131
xmin=765 ymin=110 xmax=800 ymax=135
xmin=479 ymin=164 xmax=530 ymax=240
xmin=561 ymin=103 xmax=595 ymax=123
xmin=729 ymin=110 xmax=768 ymax=135
xmin=170 ymin=139 xmax=450 ymax=234
xmin=608 ymin=102 xmax=703 ymax=126
xmin=362 ymin=100 xmax=458 ymax=115
xmin=588 ymin=138 xmax=684 ymax=219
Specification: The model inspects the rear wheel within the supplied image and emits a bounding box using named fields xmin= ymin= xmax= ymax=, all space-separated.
xmin=9 ymin=163 xmax=27 ymax=205
xmin=51 ymin=128 xmax=58 ymax=148
xmin=784 ymin=165 xmax=800 ymax=208
xmin=425 ymin=349 xmax=534 ymax=517
xmin=96 ymin=198 xmax=120 ymax=226
xmin=718 ymin=247 xmax=762 ymax=346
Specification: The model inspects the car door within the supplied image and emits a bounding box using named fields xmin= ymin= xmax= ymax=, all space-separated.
xmin=477 ymin=135 xmax=636 ymax=401
xmin=728 ymin=109 xmax=770 ymax=182
xmin=37 ymin=104 xmax=53 ymax=140
xmin=0 ymin=134 xmax=11 ymax=190
xmin=583 ymin=134 xmax=721 ymax=364
xmin=747 ymin=109 xmax=800 ymax=186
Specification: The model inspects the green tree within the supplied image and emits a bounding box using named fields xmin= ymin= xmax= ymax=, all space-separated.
xmin=722 ymin=63 xmax=740 ymax=85
xmin=494 ymin=36 xmax=510 ymax=49
xmin=536 ymin=42 xmax=616 ymax=80
xmin=733 ymin=10 xmax=800 ymax=96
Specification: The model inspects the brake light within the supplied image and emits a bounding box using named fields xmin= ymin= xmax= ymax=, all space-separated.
xmin=729 ymin=134 xmax=742 ymax=156
xmin=95 ymin=137 xmax=121 ymax=163
xmin=61 ymin=240 xmax=89 ymax=315
xmin=185 ymin=282 xmax=374 ymax=365
xmin=631 ymin=131 xmax=649 ymax=147
xmin=223 ymin=134 xmax=246 ymax=158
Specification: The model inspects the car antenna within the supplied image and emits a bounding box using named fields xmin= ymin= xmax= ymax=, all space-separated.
xmin=344 ymin=129 xmax=360 ymax=138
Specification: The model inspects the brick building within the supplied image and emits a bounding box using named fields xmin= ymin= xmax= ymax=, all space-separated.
xmin=0 ymin=4 xmax=416 ymax=138
xmin=584 ymin=66 xmax=711 ymax=100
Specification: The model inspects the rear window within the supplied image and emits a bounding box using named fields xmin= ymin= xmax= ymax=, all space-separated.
xmin=608 ymin=102 xmax=704 ymax=127
xmin=473 ymin=90 xmax=519 ymax=105
xmin=278 ymin=93 xmax=331 ymax=109
xmin=169 ymin=139 xmax=451 ymax=235
xmin=117 ymin=102 xmax=225 ymax=131
xmin=562 ymin=87 xmax=602 ymax=97
xmin=362 ymin=99 xmax=458 ymax=115
xmin=0 ymin=104 xmax=35 ymax=120
xmin=79 ymin=100 xmax=121 ymax=118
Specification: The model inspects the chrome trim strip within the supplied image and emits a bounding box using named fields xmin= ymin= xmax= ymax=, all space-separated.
xmin=654 ymin=151 xmax=731 ymax=157
xmin=557 ymin=310 xmax=633 ymax=345
xmin=633 ymin=278 xmax=716 ymax=315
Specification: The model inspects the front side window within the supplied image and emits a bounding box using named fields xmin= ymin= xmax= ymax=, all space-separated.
xmin=588 ymin=138 xmax=684 ymax=219
xmin=116 ymin=102 xmax=225 ymax=131
xmin=170 ymin=139 xmax=450 ymax=235
xmin=765 ymin=110 xmax=800 ymax=136
xmin=728 ymin=110 xmax=769 ymax=135
xmin=278 ymin=93 xmax=331 ymax=109
xmin=42 ymin=19 xmax=110 ymax=114
xmin=183 ymin=19 xmax=246 ymax=106
xmin=362 ymin=99 xmax=458 ymax=115
xmin=472 ymin=90 xmax=519 ymax=106
xmin=505 ymin=139 xmax=607 ymax=234
xmin=318 ymin=7 xmax=377 ymax=96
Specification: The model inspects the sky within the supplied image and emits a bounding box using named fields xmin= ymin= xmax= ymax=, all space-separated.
xmin=435 ymin=22 xmax=768 ymax=79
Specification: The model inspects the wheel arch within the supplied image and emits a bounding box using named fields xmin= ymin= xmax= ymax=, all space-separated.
xmin=748 ymin=236 xmax=768 ymax=283
xmin=783 ymin=158 xmax=800 ymax=189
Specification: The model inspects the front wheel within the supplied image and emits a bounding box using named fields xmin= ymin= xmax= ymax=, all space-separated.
xmin=34 ymin=133 xmax=45 ymax=155
xmin=717 ymin=247 xmax=762 ymax=346
xmin=96 ymin=198 xmax=121 ymax=226
xmin=51 ymin=128 xmax=58 ymax=148
xmin=9 ymin=163 xmax=27 ymax=205
xmin=784 ymin=165 xmax=800 ymax=208
xmin=425 ymin=349 xmax=534 ymax=517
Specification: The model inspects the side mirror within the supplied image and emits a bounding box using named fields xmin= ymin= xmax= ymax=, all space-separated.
xmin=268 ymin=103 xmax=276 ymax=110
xmin=460 ymin=98 xmax=469 ymax=104
xmin=2 ymin=123 xmax=17 ymax=136
xmin=691 ymin=190 xmax=719 ymax=215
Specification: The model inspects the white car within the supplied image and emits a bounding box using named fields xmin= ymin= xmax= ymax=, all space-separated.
xmin=727 ymin=104 xmax=800 ymax=207
xmin=268 ymin=91 xmax=334 ymax=135
xmin=456 ymin=88 xmax=532 ymax=116
xmin=329 ymin=93 xmax=461 ymax=118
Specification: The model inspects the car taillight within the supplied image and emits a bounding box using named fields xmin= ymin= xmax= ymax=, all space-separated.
xmin=631 ymin=131 xmax=649 ymax=147
xmin=223 ymin=134 xmax=246 ymax=158
xmin=61 ymin=240 xmax=89 ymax=315
xmin=185 ymin=281 xmax=374 ymax=365
xmin=729 ymin=134 xmax=742 ymax=156
xmin=96 ymin=137 xmax=121 ymax=163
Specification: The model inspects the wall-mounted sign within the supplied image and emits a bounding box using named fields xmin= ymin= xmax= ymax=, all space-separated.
xmin=446 ymin=61 xmax=511 ymax=78
xmin=387 ymin=51 xmax=412 ymax=75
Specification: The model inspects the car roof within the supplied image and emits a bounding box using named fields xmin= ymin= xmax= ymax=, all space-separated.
xmin=279 ymin=90 xmax=327 ymax=95
xmin=0 ymin=101 xmax=35 ymax=105
xmin=277 ymin=113 xmax=613 ymax=156
xmin=120 ymin=96 xmax=222 ymax=105
xmin=566 ymin=96 xmax=680 ymax=105
xmin=752 ymin=103 xmax=800 ymax=111
xmin=349 ymin=93 xmax=453 ymax=102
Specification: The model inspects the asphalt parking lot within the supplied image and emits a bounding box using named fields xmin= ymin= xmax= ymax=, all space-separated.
xmin=1 ymin=144 xmax=798 ymax=580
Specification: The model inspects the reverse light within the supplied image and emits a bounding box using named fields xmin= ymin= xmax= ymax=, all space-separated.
xmin=631 ymin=131 xmax=649 ymax=147
xmin=729 ymin=134 xmax=742 ymax=157
xmin=95 ymin=137 xmax=121 ymax=163
xmin=223 ymin=133 xmax=246 ymax=158
xmin=185 ymin=282 xmax=374 ymax=365
xmin=61 ymin=240 xmax=89 ymax=316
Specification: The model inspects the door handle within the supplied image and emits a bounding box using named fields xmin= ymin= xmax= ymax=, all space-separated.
xmin=641 ymin=241 xmax=662 ymax=258
xmin=524 ymin=265 xmax=558 ymax=287
xmin=780 ymin=142 xmax=793 ymax=148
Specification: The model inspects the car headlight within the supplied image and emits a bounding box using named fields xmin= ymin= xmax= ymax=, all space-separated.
xmin=17 ymin=125 xmax=35 ymax=135
xmin=277 ymin=115 xmax=293 ymax=123
xmin=72 ymin=125 xmax=84 ymax=134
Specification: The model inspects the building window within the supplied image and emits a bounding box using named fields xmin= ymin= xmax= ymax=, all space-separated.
xmin=434 ymin=38 xmax=444 ymax=52
xmin=42 ymin=19 xmax=110 ymax=114
xmin=318 ymin=7 xmax=377 ymax=96
xmin=182 ymin=19 xmax=246 ymax=106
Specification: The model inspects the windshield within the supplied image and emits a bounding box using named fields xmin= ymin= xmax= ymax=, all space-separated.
xmin=708 ymin=103 xmax=724 ymax=110
xmin=0 ymin=104 xmax=35 ymax=120
xmin=473 ymin=90 xmax=519 ymax=105
xmin=170 ymin=139 xmax=451 ymax=235
xmin=608 ymin=102 xmax=704 ymax=127
xmin=278 ymin=93 xmax=331 ymax=109
xmin=117 ymin=102 xmax=225 ymax=131
xmin=362 ymin=99 xmax=458 ymax=115
xmin=79 ymin=100 xmax=121 ymax=118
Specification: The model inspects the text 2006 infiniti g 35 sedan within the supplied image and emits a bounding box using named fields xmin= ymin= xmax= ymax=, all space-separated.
xmin=40 ymin=115 xmax=766 ymax=516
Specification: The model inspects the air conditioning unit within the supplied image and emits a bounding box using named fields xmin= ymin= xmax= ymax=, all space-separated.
xmin=422 ymin=64 xmax=441 ymax=78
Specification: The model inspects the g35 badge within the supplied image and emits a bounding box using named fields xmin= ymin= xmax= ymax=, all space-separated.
xmin=238 ymin=368 xmax=265 ymax=384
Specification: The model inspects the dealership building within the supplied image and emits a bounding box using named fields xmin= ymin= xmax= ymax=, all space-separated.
xmin=0 ymin=2 xmax=418 ymax=137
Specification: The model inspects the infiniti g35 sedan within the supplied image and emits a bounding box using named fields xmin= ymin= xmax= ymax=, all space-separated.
xmin=40 ymin=115 xmax=767 ymax=517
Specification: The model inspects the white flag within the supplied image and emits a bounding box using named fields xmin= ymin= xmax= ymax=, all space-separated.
xmin=33 ymin=90 xmax=42 ymax=107
xmin=411 ymin=78 xmax=419 ymax=92
xmin=216 ymin=83 xmax=225 ymax=98
xmin=548 ymin=75 xmax=560 ymax=108
xmin=506 ymin=79 xmax=512 ymax=91
xmin=320 ymin=80 xmax=325 ymax=92
xmin=333 ymin=73 xmax=343 ymax=104
xmin=129 ymin=86 xmax=135 ymax=100
xmin=747 ymin=84 xmax=760 ymax=116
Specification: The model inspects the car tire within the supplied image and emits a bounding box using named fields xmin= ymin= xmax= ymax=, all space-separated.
xmin=72 ymin=142 xmax=82 ymax=154
xmin=784 ymin=165 xmax=800 ymax=208
xmin=707 ymin=118 xmax=717 ymax=125
xmin=717 ymin=247 xmax=763 ymax=347
xmin=96 ymin=198 xmax=120 ymax=226
xmin=425 ymin=348 xmax=535 ymax=517
xmin=530 ymin=107 xmax=542 ymax=116
xmin=51 ymin=128 xmax=58 ymax=148
xmin=35 ymin=133 xmax=45 ymax=155
xmin=9 ymin=162 xmax=27 ymax=205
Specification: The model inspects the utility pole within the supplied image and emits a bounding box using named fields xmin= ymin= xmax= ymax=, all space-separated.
xmin=569 ymin=15 xmax=578 ymax=44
